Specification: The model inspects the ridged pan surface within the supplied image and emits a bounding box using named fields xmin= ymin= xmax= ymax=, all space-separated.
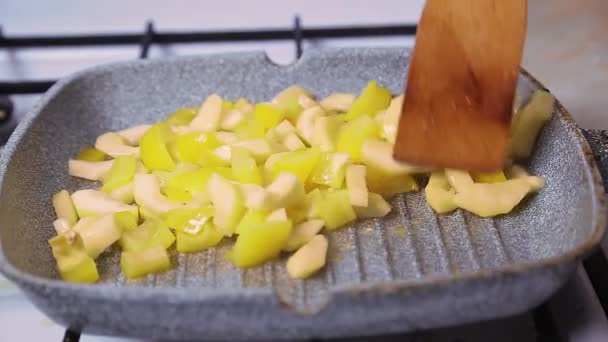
xmin=0 ymin=48 xmax=604 ymax=340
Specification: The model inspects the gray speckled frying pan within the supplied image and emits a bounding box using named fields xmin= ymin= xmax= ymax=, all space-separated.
xmin=0 ymin=48 xmax=606 ymax=341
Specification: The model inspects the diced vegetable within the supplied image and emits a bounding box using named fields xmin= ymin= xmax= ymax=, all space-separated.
xmin=506 ymin=165 xmax=545 ymax=192
xmin=296 ymin=106 xmax=325 ymax=144
xmin=215 ymin=131 xmax=238 ymax=145
xmin=239 ymin=183 xmax=273 ymax=211
xmin=220 ymin=109 xmax=246 ymax=130
xmin=234 ymin=119 xmax=265 ymax=140
xmin=286 ymin=235 xmax=328 ymax=279
xmin=166 ymin=108 xmax=198 ymax=126
xmin=190 ymin=94 xmax=224 ymax=132
xmin=235 ymin=98 xmax=254 ymax=115
xmin=284 ymin=219 xmax=324 ymax=252
xmin=68 ymin=159 xmax=113 ymax=181
xmin=344 ymin=80 xmax=392 ymax=121
xmin=266 ymin=172 xmax=306 ymax=209
xmin=121 ymin=245 xmax=171 ymax=279
xmin=208 ymin=174 xmax=245 ymax=236
xmin=95 ymin=132 xmax=140 ymax=158
xmin=336 ymin=115 xmax=380 ymax=162
xmin=272 ymin=85 xmax=312 ymax=120
xmin=115 ymin=210 xmax=138 ymax=231
xmin=53 ymin=218 xmax=72 ymax=234
xmin=444 ymin=169 xmax=475 ymax=193
xmin=309 ymin=153 xmax=350 ymax=189
xmin=76 ymin=145 xmax=107 ymax=161
xmin=320 ymin=93 xmax=356 ymax=112
xmin=311 ymin=115 xmax=343 ymax=152
xmin=269 ymin=147 xmax=321 ymax=184
xmin=176 ymin=221 xmax=223 ymax=253
xmin=509 ymin=90 xmax=555 ymax=159
xmin=317 ymin=190 xmax=357 ymax=230
xmin=140 ymin=122 xmax=176 ymax=171
xmin=381 ymin=95 xmax=403 ymax=143
xmin=235 ymin=208 xmax=267 ymax=235
xmin=109 ymin=182 xmax=135 ymax=204
xmin=345 ymin=164 xmax=368 ymax=207
xmin=119 ymin=219 xmax=175 ymax=252
xmin=282 ymin=133 xmax=306 ymax=151
xmin=267 ymin=208 xmax=288 ymax=222
xmin=102 ymin=156 xmax=137 ymax=193
xmin=134 ymin=174 xmax=185 ymax=216
xmin=366 ymin=165 xmax=418 ymax=197
xmin=75 ymin=213 xmax=123 ymax=258
xmin=453 ymin=179 xmax=533 ymax=217
xmin=232 ymin=220 xmax=292 ymax=268
xmin=254 ymin=103 xmax=284 ymax=131
xmin=231 ymin=138 xmax=275 ymax=163
xmin=472 ymin=171 xmax=507 ymax=183
xmin=117 ymin=124 xmax=151 ymax=146
xmin=71 ymin=189 xmax=139 ymax=219
xmin=360 ymin=138 xmax=428 ymax=175
xmin=51 ymin=80 xmax=550 ymax=282
xmin=49 ymin=232 xmax=99 ymax=283
xmin=175 ymin=132 xmax=222 ymax=164
xmin=353 ymin=193 xmax=392 ymax=218
xmin=231 ymin=147 xmax=263 ymax=185
xmin=53 ymin=190 xmax=79 ymax=226
xmin=425 ymin=171 xmax=458 ymax=214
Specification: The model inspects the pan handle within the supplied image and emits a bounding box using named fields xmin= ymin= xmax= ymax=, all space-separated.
xmin=581 ymin=129 xmax=608 ymax=193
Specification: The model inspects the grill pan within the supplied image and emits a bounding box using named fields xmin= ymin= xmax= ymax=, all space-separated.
xmin=0 ymin=48 xmax=605 ymax=340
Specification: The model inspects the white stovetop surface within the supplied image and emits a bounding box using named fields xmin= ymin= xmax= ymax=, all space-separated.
xmin=0 ymin=0 xmax=607 ymax=341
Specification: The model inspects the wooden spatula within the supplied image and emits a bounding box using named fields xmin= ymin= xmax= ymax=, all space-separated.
xmin=393 ymin=0 xmax=527 ymax=172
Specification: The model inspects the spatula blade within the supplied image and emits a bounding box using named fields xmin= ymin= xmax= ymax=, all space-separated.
xmin=393 ymin=0 xmax=527 ymax=172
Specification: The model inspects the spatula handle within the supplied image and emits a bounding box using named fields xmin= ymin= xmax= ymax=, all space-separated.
xmin=582 ymin=129 xmax=608 ymax=193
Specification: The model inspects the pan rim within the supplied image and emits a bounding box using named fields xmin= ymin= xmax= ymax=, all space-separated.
xmin=0 ymin=47 xmax=604 ymax=307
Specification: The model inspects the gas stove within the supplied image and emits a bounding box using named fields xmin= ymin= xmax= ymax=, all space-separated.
xmin=1 ymin=1 xmax=608 ymax=341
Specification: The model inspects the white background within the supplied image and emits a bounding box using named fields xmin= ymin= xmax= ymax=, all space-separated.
xmin=0 ymin=0 xmax=607 ymax=340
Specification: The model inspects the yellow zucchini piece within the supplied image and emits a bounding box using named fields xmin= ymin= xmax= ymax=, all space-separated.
xmin=53 ymin=190 xmax=79 ymax=226
xmin=49 ymin=232 xmax=99 ymax=283
xmin=254 ymin=103 xmax=284 ymax=131
xmin=140 ymin=122 xmax=176 ymax=171
xmin=166 ymin=107 xmax=197 ymax=126
xmin=509 ymin=90 xmax=555 ymax=159
xmin=344 ymin=80 xmax=392 ymax=121
xmin=365 ymin=165 xmax=418 ymax=197
xmin=317 ymin=190 xmax=357 ymax=230
xmin=284 ymin=219 xmax=324 ymax=252
xmin=102 ymin=156 xmax=137 ymax=193
xmin=272 ymin=85 xmax=313 ymax=121
xmin=472 ymin=171 xmax=507 ymax=183
xmin=425 ymin=171 xmax=458 ymax=214
xmin=286 ymin=235 xmax=328 ymax=279
xmin=189 ymin=94 xmax=223 ymax=132
xmin=208 ymin=174 xmax=246 ymax=236
xmin=336 ymin=115 xmax=380 ymax=163
xmin=231 ymin=146 xmax=263 ymax=185
xmin=175 ymin=132 xmax=221 ymax=164
xmin=119 ymin=219 xmax=175 ymax=252
xmin=232 ymin=220 xmax=293 ymax=268
xmin=269 ymin=147 xmax=321 ymax=184
xmin=453 ymin=179 xmax=532 ymax=217
xmin=121 ymin=245 xmax=171 ymax=279
xmin=320 ymin=93 xmax=356 ymax=112
xmin=345 ymin=164 xmax=368 ymax=207
xmin=309 ymin=152 xmax=350 ymax=189
xmin=353 ymin=193 xmax=392 ymax=218
xmin=76 ymin=145 xmax=107 ymax=161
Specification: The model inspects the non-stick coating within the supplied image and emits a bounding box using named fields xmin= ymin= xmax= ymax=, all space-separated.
xmin=0 ymin=48 xmax=604 ymax=340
